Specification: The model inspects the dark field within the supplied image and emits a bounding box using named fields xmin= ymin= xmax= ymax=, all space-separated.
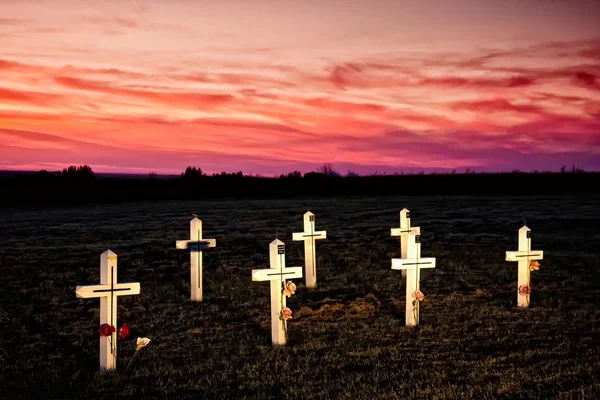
xmin=1 ymin=195 xmax=599 ymax=399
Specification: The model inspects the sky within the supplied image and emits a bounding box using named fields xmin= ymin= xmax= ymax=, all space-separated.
xmin=0 ymin=0 xmax=599 ymax=176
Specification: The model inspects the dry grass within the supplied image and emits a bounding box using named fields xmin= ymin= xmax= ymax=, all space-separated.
xmin=1 ymin=195 xmax=599 ymax=399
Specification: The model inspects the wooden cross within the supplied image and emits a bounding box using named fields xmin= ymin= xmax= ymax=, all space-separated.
xmin=292 ymin=211 xmax=326 ymax=288
xmin=505 ymin=225 xmax=543 ymax=307
xmin=252 ymin=239 xmax=302 ymax=346
xmin=391 ymin=208 xmax=420 ymax=278
xmin=391 ymin=232 xmax=436 ymax=326
xmin=175 ymin=217 xmax=216 ymax=301
xmin=75 ymin=250 xmax=140 ymax=373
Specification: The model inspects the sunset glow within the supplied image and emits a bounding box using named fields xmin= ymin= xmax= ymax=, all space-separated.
xmin=1 ymin=0 xmax=599 ymax=175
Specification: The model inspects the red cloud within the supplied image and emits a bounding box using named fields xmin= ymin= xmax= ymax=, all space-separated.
xmin=54 ymin=76 xmax=236 ymax=109
xmin=320 ymin=62 xmax=538 ymax=91
xmin=507 ymin=114 xmax=600 ymax=134
xmin=180 ymin=72 xmax=299 ymax=90
xmin=315 ymin=39 xmax=600 ymax=92
xmin=0 ymin=59 xmax=45 ymax=74
xmin=0 ymin=87 xmax=63 ymax=105
xmin=304 ymin=97 xmax=387 ymax=114
xmin=58 ymin=65 xmax=145 ymax=79
xmin=418 ymin=75 xmax=535 ymax=88
xmin=573 ymin=72 xmax=600 ymax=90
xmin=451 ymin=98 xmax=547 ymax=115
xmin=328 ymin=63 xmax=365 ymax=89
xmin=0 ymin=58 xmax=144 ymax=80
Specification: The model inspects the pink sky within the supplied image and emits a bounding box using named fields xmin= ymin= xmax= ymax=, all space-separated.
xmin=1 ymin=0 xmax=599 ymax=175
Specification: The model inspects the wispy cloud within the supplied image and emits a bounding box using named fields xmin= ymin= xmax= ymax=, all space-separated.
xmin=0 ymin=0 xmax=599 ymax=174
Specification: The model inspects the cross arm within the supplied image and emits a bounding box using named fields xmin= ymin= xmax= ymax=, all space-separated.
xmin=505 ymin=250 xmax=543 ymax=262
xmin=176 ymin=239 xmax=216 ymax=250
xmin=251 ymin=267 xmax=303 ymax=281
xmin=292 ymin=231 xmax=327 ymax=241
xmin=391 ymin=226 xmax=420 ymax=236
xmin=391 ymin=257 xmax=436 ymax=270
xmin=291 ymin=232 xmax=303 ymax=241
xmin=75 ymin=282 xmax=141 ymax=298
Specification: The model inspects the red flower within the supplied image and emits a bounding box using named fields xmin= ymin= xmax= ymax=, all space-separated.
xmin=100 ymin=323 xmax=116 ymax=337
xmin=519 ymin=285 xmax=531 ymax=296
xmin=119 ymin=323 xmax=130 ymax=340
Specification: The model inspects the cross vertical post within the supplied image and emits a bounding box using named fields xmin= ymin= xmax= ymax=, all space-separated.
xmin=505 ymin=226 xmax=544 ymax=307
xmin=391 ymin=208 xmax=420 ymax=278
xmin=175 ymin=217 xmax=216 ymax=301
xmin=292 ymin=211 xmax=326 ymax=288
xmin=99 ymin=250 xmax=116 ymax=370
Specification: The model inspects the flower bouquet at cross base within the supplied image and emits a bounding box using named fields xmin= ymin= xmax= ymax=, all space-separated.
xmin=98 ymin=322 xmax=151 ymax=372
xmin=280 ymin=281 xmax=296 ymax=332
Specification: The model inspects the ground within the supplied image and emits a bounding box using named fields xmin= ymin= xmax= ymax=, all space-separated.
xmin=1 ymin=195 xmax=599 ymax=399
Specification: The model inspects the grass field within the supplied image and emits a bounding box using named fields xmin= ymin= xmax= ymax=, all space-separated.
xmin=1 ymin=195 xmax=599 ymax=399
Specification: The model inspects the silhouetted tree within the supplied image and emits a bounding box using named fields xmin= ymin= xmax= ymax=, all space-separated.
xmin=571 ymin=165 xmax=584 ymax=172
xmin=303 ymin=171 xmax=327 ymax=180
xmin=316 ymin=163 xmax=339 ymax=176
xmin=33 ymin=169 xmax=59 ymax=182
xmin=182 ymin=167 xmax=204 ymax=179
xmin=61 ymin=165 xmax=94 ymax=182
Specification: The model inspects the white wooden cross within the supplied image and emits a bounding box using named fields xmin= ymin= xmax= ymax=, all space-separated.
xmin=292 ymin=211 xmax=326 ymax=288
xmin=391 ymin=232 xmax=436 ymax=326
xmin=252 ymin=239 xmax=302 ymax=346
xmin=391 ymin=208 xmax=420 ymax=278
xmin=505 ymin=225 xmax=543 ymax=307
xmin=175 ymin=217 xmax=216 ymax=301
xmin=75 ymin=250 xmax=141 ymax=373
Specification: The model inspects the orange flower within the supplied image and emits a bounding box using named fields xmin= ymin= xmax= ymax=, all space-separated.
xmin=282 ymin=281 xmax=296 ymax=297
xmin=519 ymin=284 xmax=531 ymax=295
xmin=412 ymin=290 xmax=425 ymax=302
xmin=529 ymin=260 xmax=540 ymax=272
xmin=281 ymin=307 xmax=293 ymax=320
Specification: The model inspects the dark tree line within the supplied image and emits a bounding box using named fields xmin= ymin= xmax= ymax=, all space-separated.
xmin=31 ymin=165 xmax=95 ymax=182
xmin=0 ymin=164 xmax=598 ymax=207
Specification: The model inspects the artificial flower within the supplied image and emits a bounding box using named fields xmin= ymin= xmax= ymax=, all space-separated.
xmin=529 ymin=260 xmax=540 ymax=271
xmin=127 ymin=337 xmax=152 ymax=371
xmin=282 ymin=281 xmax=297 ymax=297
xmin=281 ymin=307 xmax=293 ymax=321
xmin=100 ymin=323 xmax=115 ymax=337
xmin=412 ymin=290 xmax=425 ymax=302
xmin=136 ymin=337 xmax=151 ymax=351
xmin=119 ymin=323 xmax=129 ymax=340
xmin=519 ymin=285 xmax=531 ymax=295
